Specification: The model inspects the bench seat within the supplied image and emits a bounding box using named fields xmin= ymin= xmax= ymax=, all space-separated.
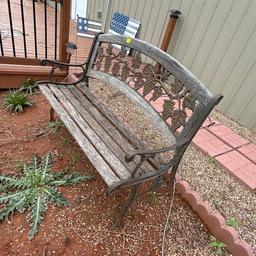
xmin=40 ymin=84 xmax=160 ymax=187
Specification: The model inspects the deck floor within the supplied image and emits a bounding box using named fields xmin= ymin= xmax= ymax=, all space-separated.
xmin=0 ymin=0 xmax=93 ymax=67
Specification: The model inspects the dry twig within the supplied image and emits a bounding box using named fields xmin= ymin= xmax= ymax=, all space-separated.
xmin=161 ymin=182 xmax=176 ymax=256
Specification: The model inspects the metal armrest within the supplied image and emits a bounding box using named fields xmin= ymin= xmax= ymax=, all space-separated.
xmin=108 ymin=156 xmax=180 ymax=194
xmin=35 ymin=58 xmax=88 ymax=85
xmin=40 ymin=59 xmax=87 ymax=68
xmin=125 ymin=137 xmax=190 ymax=162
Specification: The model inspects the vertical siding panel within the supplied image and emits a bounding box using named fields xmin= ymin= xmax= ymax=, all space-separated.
xmin=220 ymin=23 xmax=256 ymax=113
xmin=171 ymin=0 xmax=193 ymax=56
xmin=227 ymin=59 xmax=256 ymax=128
xmin=143 ymin=0 xmax=163 ymax=44
xmin=170 ymin=0 xmax=205 ymax=61
xmin=192 ymin=0 xmax=233 ymax=77
xmin=139 ymin=0 xmax=154 ymax=40
xmin=119 ymin=0 xmax=125 ymax=14
xmin=129 ymin=0 xmax=138 ymax=18
xmin=87 ymin=0 xmax=93 ymax=19
xmin=182 ymin=0 xmax=218 ymax=71
xmin=156 ymin=0 xmax=174 ymax=48
xmin=200 ymin=0 xmax=250 ymax=88
xmin=134 ymin=0 xmax=146 ymax=25
xmin=165 ymin=0 xmax=181 ymax=53
xmin=123 ymin=0 xmax=132 ymax=16
xmin=210 ymin=0 xmax=255 ymax=93
xmin=225 ymin=57 xmax=256 ymax=120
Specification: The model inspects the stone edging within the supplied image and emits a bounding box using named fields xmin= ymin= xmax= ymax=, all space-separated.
xmin=175 ymin=175 xmax=255 ymax=256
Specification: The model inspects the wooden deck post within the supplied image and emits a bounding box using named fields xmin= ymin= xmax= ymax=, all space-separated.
xmin=161 ymin=10 xmax=181 ymax=52
xmin=59 ymin=0 xmax=71 ymax=63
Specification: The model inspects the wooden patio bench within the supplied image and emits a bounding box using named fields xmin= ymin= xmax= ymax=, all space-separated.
xmin=37 ymin=33 xmax=223 ymax=228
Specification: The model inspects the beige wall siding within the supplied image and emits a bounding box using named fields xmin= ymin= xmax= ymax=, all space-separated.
xmin=87 ymin=0 xmax=256 ymax=132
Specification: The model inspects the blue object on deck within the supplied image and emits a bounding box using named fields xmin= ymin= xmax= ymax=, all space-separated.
xmin=77 ymin=16 xmax=88 ymax=33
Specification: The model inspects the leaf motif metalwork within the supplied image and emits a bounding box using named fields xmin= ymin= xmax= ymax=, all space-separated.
xmin=119 ymin=46 xmax=127 ymax=59
xmin=170 ymin=109 xmax=187 ymax=132
xmin=150 ymin=86 xmax=162 ymax=102
xmin=104 ymin=55 xmax=111 ymax=72
xmin=134 ymin=74 xmax=144 ymax=90
xmin=96 ymin=61 xmax=101 ymax=71
xmin=162 ymin=100 xmax=174 ymax=120
xmin=182 ymin=92 xmax=196 ymax=110
xmin=142 ymin=64 xmax=154 ymax=78
xmin=112 ymin=62 xmax=120 ymax=76
xmin=171 ymin=77 xmax=183 ymax=94
xmin=106 ymin=43 xmax=113 ymax=55
xmin=142 ymin=77 xmax=155 ymax=96
xmin=92 ymin=42 xmax=200 ymax=137
xmin=121 ymin=63 xmax=130 ymax=81
xmin=132 ymin=53 xmax=142 ymax=68
xmin=97 ymin=47 xmax=104 ymax=59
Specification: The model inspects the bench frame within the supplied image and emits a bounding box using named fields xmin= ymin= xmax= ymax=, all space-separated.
xmin=37 ymin=33 xmax=223 ymax=228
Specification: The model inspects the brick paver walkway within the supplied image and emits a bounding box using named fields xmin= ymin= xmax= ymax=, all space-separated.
xmin=192 ymin=118 xmax=256 ymax=190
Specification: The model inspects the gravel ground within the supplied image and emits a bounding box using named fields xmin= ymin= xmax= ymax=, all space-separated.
xmin=89 ymin=79 xmax=255 ymax=254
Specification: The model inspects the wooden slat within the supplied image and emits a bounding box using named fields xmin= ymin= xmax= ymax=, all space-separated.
xmin=49 ymin=85 xmax=130 ymax=179
xmin=40 ymin=85 xmax=119 ymax=186
xmin=69 ymin=86 xmax=156 ymax=173
xmin=79 ymin=85 xmax=164 ymax=168
xmin=59 ymin=85 xmax=145 ymax=175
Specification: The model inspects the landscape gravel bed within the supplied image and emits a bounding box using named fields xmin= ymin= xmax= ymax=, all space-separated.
xmin=90 ymin=79 xmax=256 ymax=254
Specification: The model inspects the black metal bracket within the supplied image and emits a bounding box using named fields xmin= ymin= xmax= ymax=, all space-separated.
xmin=170 ymin=9 xmax=181 ymax=19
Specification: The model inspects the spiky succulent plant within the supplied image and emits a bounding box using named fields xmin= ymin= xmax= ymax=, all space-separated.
xmin=0 ymin=153 xmax=93 ymax=240
xmin=4 ymin=91 xmax=33 ymax=113
xmin=17 ymin=78 xmax=37 ymax=95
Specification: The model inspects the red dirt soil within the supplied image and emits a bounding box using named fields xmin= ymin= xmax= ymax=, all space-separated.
xmin=0 ymin=92 xmax=220 ymax=256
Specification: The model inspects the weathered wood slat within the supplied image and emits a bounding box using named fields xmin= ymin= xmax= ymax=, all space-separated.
xmin=58 ymin=85 xmax=149 ymax=175
xmin=49 ymin=85 xmax=131 ymax=179
xmin=69 ymin=85 xmax=156 ymax=173
xmin=87 ymin=69 xmax=177 ymax=145
xmin=79 ymin=85 xmax=164 ymax=168
xmin=40 ymin=85 xmax=119 ymax=186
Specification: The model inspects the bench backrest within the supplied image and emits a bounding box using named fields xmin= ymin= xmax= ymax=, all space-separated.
xmin=85 ymin=34 xmax=223 ymax=145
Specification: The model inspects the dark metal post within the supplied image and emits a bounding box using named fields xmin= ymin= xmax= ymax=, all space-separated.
xmin=0 ymin=32 xmax=4 ymax=56
xmin=161 ymin=9 xmax=181 ymax=52
xmin=44 ymin=0 xmax=48 ymax=58
xmin=32 ymin=0 xmax=38 ymax=58
xmin=20 ymin=0 xmax=27 ymax=58
xmin=7 ymin=0 xmax=16 ymax=57
xmin=54 ymin=2 xmax=58 ymax=60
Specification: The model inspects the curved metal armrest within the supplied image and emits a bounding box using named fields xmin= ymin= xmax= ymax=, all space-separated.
xmin=40 ymin=59 xmax=87 ymax=68
xmin=108 ymin=157 xmax=179 ymax=194
xmin=125 ymin=137 xmax=190 ymax=162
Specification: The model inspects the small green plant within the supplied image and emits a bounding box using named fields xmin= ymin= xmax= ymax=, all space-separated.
xmin=4 ymin=91 xmax=33 ymax=113
xmin=71 ymin=152 xmax=82 ymax=165
xmin=149 ymin=191 xmax=157 ymax=206
xmin=0 ymin=153 xmax=93 ymax=240
xmin=48 ymin=120 xmax=64 ymax=133
xmin=209 ymin=236 xmax=226 ymax=255
xmin=62 ymin=138 xmax=71 ymax=145
xmin=226 ymin=217 xmax=238 ymax=228
xmin=209 ymin=156 xmax=218 ymax=167
xmin=17 ymin=78 xmax=37 ymax=95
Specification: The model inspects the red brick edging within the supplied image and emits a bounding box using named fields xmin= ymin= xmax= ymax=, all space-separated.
xmin=175 ymin=175 xmax=255 ymax=256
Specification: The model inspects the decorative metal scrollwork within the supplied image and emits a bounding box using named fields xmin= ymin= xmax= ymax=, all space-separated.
xmin=93 ymin=43 xmax=199 ymax=135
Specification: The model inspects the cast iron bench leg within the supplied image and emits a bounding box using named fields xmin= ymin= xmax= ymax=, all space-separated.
xmin=50 ymin=107 xmax=56 ymax=122
xmin=111 ymin=184 xmax=139 ymax=229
